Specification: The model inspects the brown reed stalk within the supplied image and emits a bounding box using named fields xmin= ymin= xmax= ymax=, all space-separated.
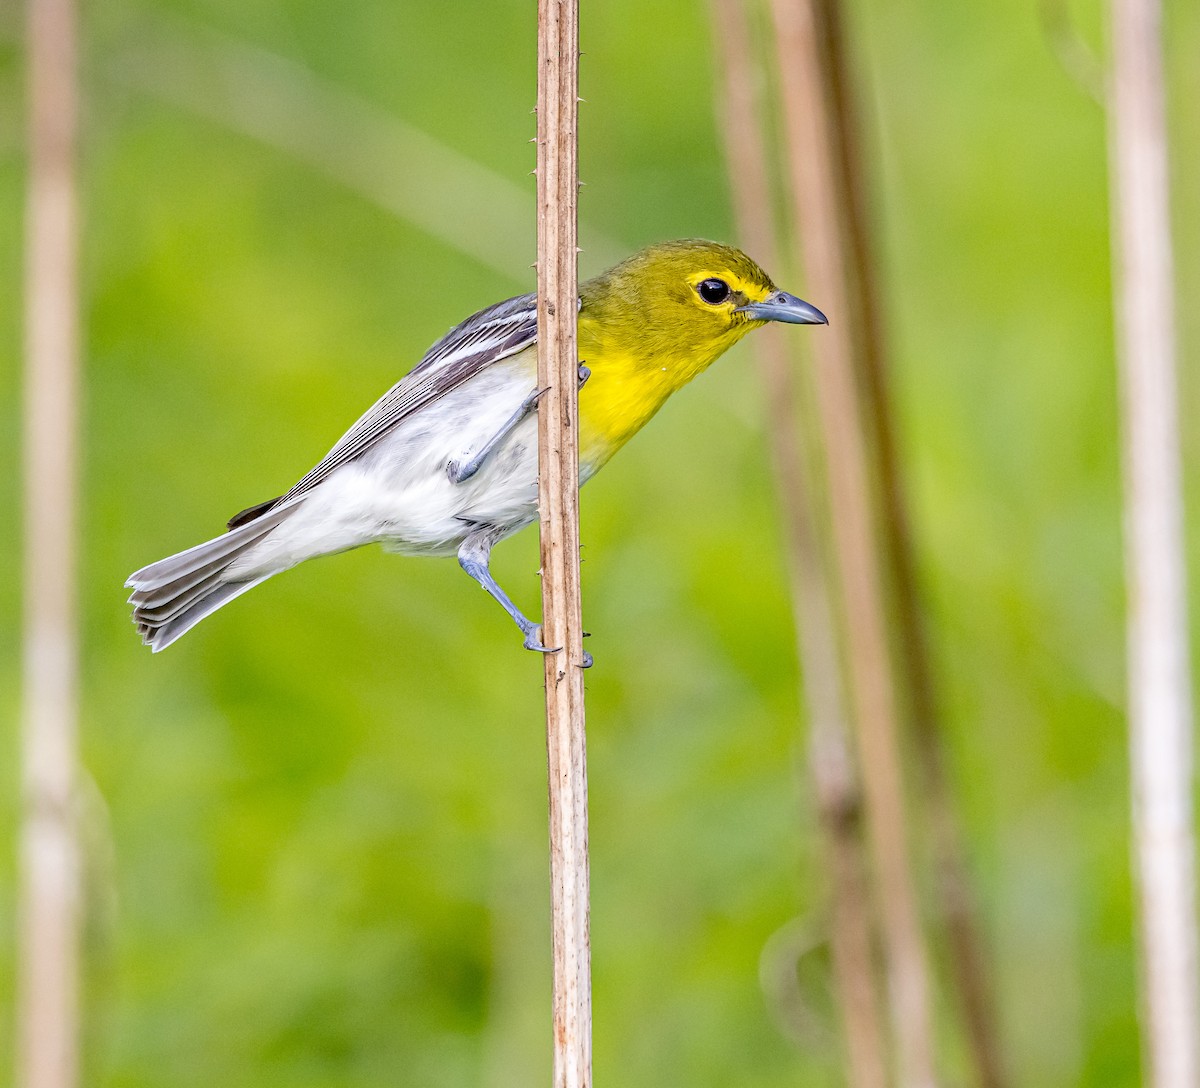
xmin=17 ymin=0 xmax=82 ymax=1085
xmin=768 ymin=0 xmax=940 ymax=1084
xmin=708 ymin=4 xmax=888 ymax=1086
xmin=811 ymin=3 xmax=1008 ymax=1085
xmin=1107 ymin=0 xmax=1200 ymax=1084
xmin=535 ymin=2 xmax=591 ymax=1086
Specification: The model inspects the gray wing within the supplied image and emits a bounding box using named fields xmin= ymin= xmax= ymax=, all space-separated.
xmin=281 ymin=292 xmax=537 ymax=502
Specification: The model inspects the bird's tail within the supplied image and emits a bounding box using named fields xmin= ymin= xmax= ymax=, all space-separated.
xmin=126 ymin=502 xmax=296 ymax=652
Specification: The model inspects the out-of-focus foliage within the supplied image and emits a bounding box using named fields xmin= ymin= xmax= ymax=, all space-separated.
xmin=1 ymin=0 xmax=1199 ymax=1085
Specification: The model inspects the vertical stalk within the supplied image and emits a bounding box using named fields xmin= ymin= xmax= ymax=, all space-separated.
xmin=769 ymin=1 xmax=939 ymax=1085
xmin=1108 ymin=0 xmax=1200 ymax=1085
xmin=814 ymin=4 xmax=1007 ymax=1085
xmin=535 ymin=2 xmax=591 ymax=1087
xmin=17 ymin=0 xmax=82 ymax=1085
xmin=708 ymin=5 xmax=888 ymax=1087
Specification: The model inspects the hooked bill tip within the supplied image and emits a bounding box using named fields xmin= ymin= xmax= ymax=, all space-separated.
xmin=737 ymin=290 xmax=828 ymax=326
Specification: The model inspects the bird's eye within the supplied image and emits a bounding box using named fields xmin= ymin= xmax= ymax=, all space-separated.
xmin=697 ymin=278 xmax=731 ymax=305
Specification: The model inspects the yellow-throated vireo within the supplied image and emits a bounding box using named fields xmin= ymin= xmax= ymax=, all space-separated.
xmin=127 ymin=239 xmax=827 ymax=658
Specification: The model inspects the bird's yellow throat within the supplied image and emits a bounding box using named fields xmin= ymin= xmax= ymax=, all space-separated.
xmin=575 ymin=316 xmax=751 ymax=465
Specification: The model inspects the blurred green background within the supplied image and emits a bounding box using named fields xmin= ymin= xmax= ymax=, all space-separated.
xmin=3 ymin=0 xmax=1200 ymax=1084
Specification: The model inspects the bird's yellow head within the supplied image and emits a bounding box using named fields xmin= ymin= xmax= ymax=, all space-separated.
xmin=581 ymin=239 xmax=825 ymax=373
xmin=576 ymin=239 xmax=826 ymax=457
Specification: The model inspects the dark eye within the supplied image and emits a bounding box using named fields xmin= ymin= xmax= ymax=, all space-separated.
xmin=697 ymin=278 xmax=731 ymax=305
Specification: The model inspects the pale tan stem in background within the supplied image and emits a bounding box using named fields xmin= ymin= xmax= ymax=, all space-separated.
xmin=536 ymin=2 xmax=591 ymax=1087
xmin=813 ymin=2 xmax=1008 ymax=1084
xmin=708 ymin=4 xmax=888 ymax=1087
xmin=18 ymin=0 xmax=82 ymax=1085
xmin=1108 ymin=0 xmax=1200 ymax=1084
xmin=769 ymin=1 xmax=939 ymax=1085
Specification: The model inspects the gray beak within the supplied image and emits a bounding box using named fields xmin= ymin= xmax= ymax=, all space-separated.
xmin=736 ymin=290 xmax=828 ymax=326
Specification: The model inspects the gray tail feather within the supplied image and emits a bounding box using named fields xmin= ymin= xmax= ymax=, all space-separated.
xmin=126 ymin=502 xmax=295 ymax=652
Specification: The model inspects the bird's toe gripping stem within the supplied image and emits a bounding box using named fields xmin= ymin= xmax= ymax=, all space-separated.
xmin=519 ymin=623 xmax=593 ymax=668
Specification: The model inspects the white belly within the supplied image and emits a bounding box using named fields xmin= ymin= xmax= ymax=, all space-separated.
xmin=227 ymin=357 xmax=555 ymax=578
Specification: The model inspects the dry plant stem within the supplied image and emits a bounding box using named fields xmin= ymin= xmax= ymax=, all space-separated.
xmin=536 ymin=2 xmax=591 ymax=1087
xmin=1108 ymin=0 xmax=1200 ymax=1084
xmin=815 ymin=3 xmax=1007 ymax=1084
xmin=708 ymin=4 xmax=888 ymax=1086
xmin=765 ymin=322 xmax=891 ymax=1088
xmin=769 ymin=1 xmax=938 ymax=1085
xmin=18 ymin=0 xmax=81 ymax=1085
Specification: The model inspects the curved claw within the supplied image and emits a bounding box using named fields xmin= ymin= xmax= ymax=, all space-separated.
xmin=522 ymin=625 xmax=561 ymax=655
xmin=522 ymin=625 xmax=593 ymax=668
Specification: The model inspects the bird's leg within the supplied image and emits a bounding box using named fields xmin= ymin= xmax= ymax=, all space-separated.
xmin=457 ymin=525 xmax=593 ymax=667
xmin=458 ymin=526 xmax=555 ymax=654
xmin=447 ymin=387 xmax=544 ymax=485
xmin=447 ymin=365 xmax=589 ymax=485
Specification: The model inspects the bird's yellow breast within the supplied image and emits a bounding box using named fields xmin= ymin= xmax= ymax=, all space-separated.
xmin=575 ymin=320 xmax=747 ymax=469
xmin=577 ymin=351 xmax=674 ymax=462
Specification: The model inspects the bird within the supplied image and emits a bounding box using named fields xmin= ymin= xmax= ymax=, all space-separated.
xmin=126 ymin=239 xmax=827 ymax=657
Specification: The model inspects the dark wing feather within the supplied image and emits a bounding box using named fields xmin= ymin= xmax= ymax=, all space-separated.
xmin=280 ymin=292 xmax=537 ymax=503
xmin=227 ymin=496 xmax=283 ymax=530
